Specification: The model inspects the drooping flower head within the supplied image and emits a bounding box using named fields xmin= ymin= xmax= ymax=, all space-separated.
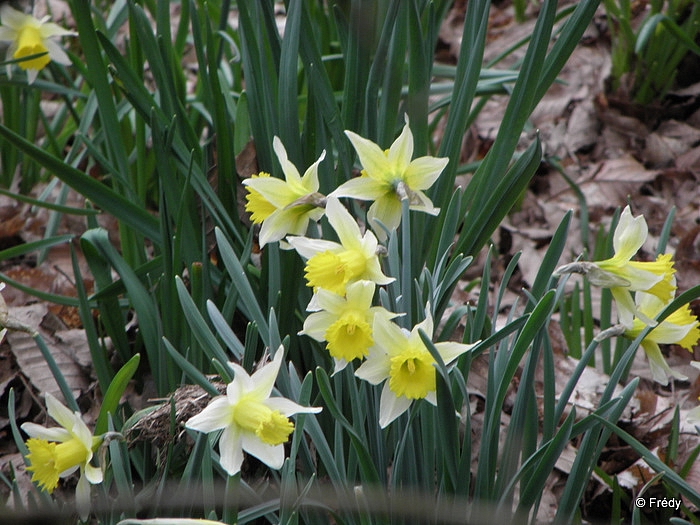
xmin=0 ymin=5 xmax=75 ymax=84
xmin=243 ymin=137 xmax=326 ymax=246
xmin=555 ymin=206 xmax=676 ymax=327
xmin=354 ymin=305 xmax=475 ymax=428
xmin=287 ymin=196 xmax=394 ymax=295
xmin=331 ymin=115 xmax=448 ymax=240
xmin=185 ymin=347 xmax=322 ymax=476
xmin=21 ymin=393 xmax=103 ymax=519
xmin=623 ymin=293 xmax=700 ymax=385
xmin=300 ymin=280 xmax=399 ymax=374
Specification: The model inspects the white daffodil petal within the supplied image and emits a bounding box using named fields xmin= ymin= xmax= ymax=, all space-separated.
xmin=241 ymin=433 xmax=285 ymax=469
xmin=643 ymin=341 xmax=686 ymax=385
xmin=345 ymin=280 xmax=376 ymax=309
xmin=354 ymin=350 xmax=391 ymax=385
xmin=20 ymin=423 xmax=71 ymax=442
xmin=378 ymin=383 xmax=412 ymax=428
xmin=387 ymin=120 xmax=414 ymax=169
xmin=273 ymin=136 xmax=303 ymax=186
xmin=344 ymin=130 xmax=392 ymax=181
xmin=367 ymin=195 xmax=402 ymax=239
xmin=435 ymin=341 xmax=474 ymax=365
xmin=300 ymin=310 xmax=335 ymax=340
xmin=287 ymin=236 xmax=341 ymax=260
xmin=185 ymin=396 xmax=232 ymax=432
xmin=372 ymin=317 xmax=408 ymax=356
xmin=0 ymin=27 xmax=16 ymax=41
xmin=44 ymin=393 xmax=77 ymax=431
xmin=408 ymin=189 xmax=440 ymax=215
xmin=39 ymin=23 xmax=76 ymax=38
xmin=0 ymin=6 xmax=30 ymax=28
xmin=404 ymin=157 xmax=448 ymax=191
xmin=300 ymin=150 xmax=326 ymax=191
xmin=648 ymin=320 xmax=695 ymax=346
xmin=75 ymin=472 xmax=91 ymax=521
xmin=44 ymin=38 xmax=71 ymax=65
xmin=248 ymin=348 xmax=285 ymax=400
xmin=330 ymin=177 xmax=387 ymax=201
xmin=26 ymin=68 xmax=40 ymax=84
xmin=71 ymin=418 xmax=95 ymax=450
xmin=613 ymin=206 xmax=647 ymax=261
xmin=84 ymin=463 xmax=103 ymax=484
xmin=332 ymin=358 xmax=349 ymax=375
xmin=244 ymin=177 xmax=299 ymax=208
xmin=325 ymin=197 xmax=363 ymax=250
xmin=265 ymin=397 xmax=322 ymax=416
xmin=312 ymin=288 xmax=348 ymax=314
xmin=611 ymin=288 xmax=637 ymax=329
xmin=218 ymin=425 xmax=244 ymax=476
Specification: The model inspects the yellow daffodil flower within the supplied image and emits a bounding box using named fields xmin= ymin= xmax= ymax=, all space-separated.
xmin=623 ymin=293 xmax=700 ymax=385
xmin=185 ymin=347 xmax=322 ymax=476
xmin=0 ymin=5 xmax=75 ymax=84
xmin=287 ymin=196 xmax=394 ymax=295
xmin=243 ymin=137 xmax=326 ymax=246
xmin=300 ymin=280 xmax=399 ymax=374
xmin=21 ymin=393 xmax=103 ymax=519
xmin=331 ymin=116 xmax=448 ymax=240
xmin=354 ymin=305 xmax=475 ymax=428
xmin=555 ymin=206 xmax=675 ymax=327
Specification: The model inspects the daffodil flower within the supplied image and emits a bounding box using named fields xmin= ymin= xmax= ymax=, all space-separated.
xmin=0 ymin=5 xmax=75 ymax=84
xmin=300 ymin=280 xmax=399 ymax=374
xmin=623 ymin=293 xmax=700 ymax=385
xmin=355 ymin=306 xmax=475 ymax=428
xmin=331 ymin=116 xmax=448 ymax=240
xmin=185 ymin=347 xmax=322 ymax=476
xmin=21 ymin=393 xmax=103 ymax=520
xmin=243 ymin=137 xmax=326 ymax=246
xmin=287 ymin=196 xmax=394 ymax=295
xmin=555 ymin=206 xmax=675 ymax=327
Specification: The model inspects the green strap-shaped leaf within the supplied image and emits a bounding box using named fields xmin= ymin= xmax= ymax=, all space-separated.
xmin=95 ymin=354 xmax=141 ymax=435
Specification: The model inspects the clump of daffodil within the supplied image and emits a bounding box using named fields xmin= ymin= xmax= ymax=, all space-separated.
xmin=287 ymin=196 xmax=394 ymax=295
xmin=243 ymin=137 xmax=327 ymax=247
xmin=621 ymin=293 xmax=700 ymax=385
xmin=300 ymin=280 xmax=399 ymax=374
xmin=330 ymin=115 xmax=448 ymax=240
xmin=185 ymin=347 xmax=322 ymax=476
xmin=0 ymin=5 xmax=75 ymax=84
xmin=354 ymin=305 xmax=475 ymax=428
xmin=555 ymin=205 xmax=675 ymax=327
xmin=21 ymin=393 xmax=103 ymax=519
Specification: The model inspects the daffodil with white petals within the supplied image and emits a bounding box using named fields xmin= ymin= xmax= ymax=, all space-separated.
xmin=331 ymin=116 xmax=448 ymax=240
xmin=21 ymin=393 xmax=103 ymax=520
xmin=185 ymin=348 xmax=322 ymax=476
xmin=355 ymin=306 xmax=475 ymax=428
xmin=243 ymin=137 xmax=326 ymax=246
xmin=555 ymin=206 xmax=675 ymax=327
xmin=0 ymin=5 xmax=75 ymax=84
xmin=623 ymin=293 xmax=700 ymax=385
xmin=287 ymin=196 xmax=394 ymax=295
xmin=300 ymin=280 xmax=399 ymax=374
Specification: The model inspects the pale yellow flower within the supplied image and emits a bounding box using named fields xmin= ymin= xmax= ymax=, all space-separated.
xmin=242 ymin=138 xmax=326 ymax=246
xmin=21 ymin=393 xmax=103 ymax=519
xmin=287 ymin=197 xmax=393 ymax=295
xmin=185 ymin=347 xmax=321 ymax=476
xmin=624 ymin=293 xmax=700 ymax=385
xmin=355 ymin=305 xmax=475 ymax=428
xmin=300 ymin=280 xmax=398 ymax=374
xmin=0 ymin=5 xmax=75 ymax=84
xmin=555 ymin=206 xmax=675 ymax=327
xmin=331 ymin=116 xmax=448 ymax=240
